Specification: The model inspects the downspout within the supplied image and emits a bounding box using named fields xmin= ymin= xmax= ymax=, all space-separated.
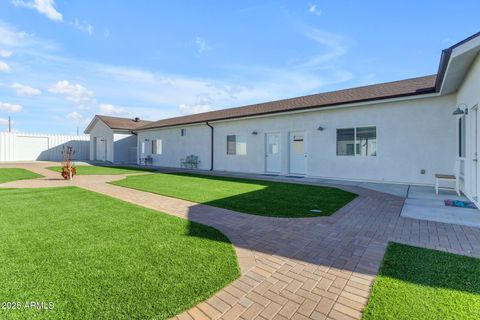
xmin=206 ymin=122 xmax=214 ymax=171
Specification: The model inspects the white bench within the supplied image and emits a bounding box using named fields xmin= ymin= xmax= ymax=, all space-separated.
xmin=435 ymin=161 xmax=460 ymax=195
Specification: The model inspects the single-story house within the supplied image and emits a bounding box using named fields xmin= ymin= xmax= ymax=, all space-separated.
xmin=84 ymin=115 xmax=151 ymax=163
xmin=129 ymin=32 xmax=478 ymax=203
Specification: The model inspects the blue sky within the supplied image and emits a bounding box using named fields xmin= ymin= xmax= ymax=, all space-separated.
xmin=0 ymin=1 xmax=478 ymax=134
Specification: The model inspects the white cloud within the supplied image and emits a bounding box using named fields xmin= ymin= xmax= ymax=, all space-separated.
xmin=308 ymin=4 xmax=321 ymax=16
xmin=0 ymin=60 xmax=11 ymax=72
xmin=0 ymin=102 xmax=23 ymax=113
xmin=12 ymin=0 xmax=63 ymax=21
xmin=49 ymin=80 xmax=95 ymax=104
xmin=0 ymin=21 xmax=355 ymax=132
xmin=99 ymin=103 xmax=128 ymax=116
xmin=195 ymin=37 xmax=211 ymax=54
xmin=66 ymin=111 xmax=90 ymax=124
xmin=179 ymin=103 xmax=213 ymax=115
xmin=0 ymin=21 xmax=58 ymax=51
xmin=0 ymin=49 xmax=12 ymax=57
xmin=0 ymin=118 xmax=9 ymax=126
xmin=72 ymin=18 xmax=93 ymax=35
xmin=10 ymin=82 xmax=41 ymax=96
xmin=300 ymin=27 xmax=350 ymax=69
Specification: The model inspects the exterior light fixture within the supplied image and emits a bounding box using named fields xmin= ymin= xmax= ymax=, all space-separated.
xmin=251 ymin=131 xmax=258 ymax=135
xmin=453 ymin=103 xmax=468 ymax=115
xmin=317 ymin=126 xmax=324 ymax=131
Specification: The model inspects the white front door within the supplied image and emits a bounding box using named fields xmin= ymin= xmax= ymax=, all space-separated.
xmin=289 ymin=132 xmax=307 ymax=175
xmin=95 ymin=137 xmax=106 ymax=161
xmin=265 ymin=133 xmax=281 ymax=173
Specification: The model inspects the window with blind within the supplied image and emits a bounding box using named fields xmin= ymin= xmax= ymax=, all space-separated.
xmin=227 ymin=135 xmax=247 ymax=155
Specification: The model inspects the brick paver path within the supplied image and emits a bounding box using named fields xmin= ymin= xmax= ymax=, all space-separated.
xmin=2 ymin=162 xmax=480 ymax=320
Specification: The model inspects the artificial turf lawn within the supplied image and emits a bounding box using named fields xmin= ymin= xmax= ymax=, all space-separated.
xmin=0 ymin=187 xmax=239 ymax=320
xmin=363 ymin=242 xmax=480 ymax=320
xmin=47 ymin=165 xmax=156 ymax=175
xmin=0 ymin=168 xmax=43 ymax=183
xmin=112 ymin=173 xmax=357 ymax=217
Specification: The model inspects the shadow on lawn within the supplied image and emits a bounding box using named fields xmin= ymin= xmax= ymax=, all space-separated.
xmin=120 ymin=171 xmax=474 ymax=281
xmin=120 ymin=170 xmax=408 ymax=278
xmin=165 ymin=172 xmax=357 ymax=218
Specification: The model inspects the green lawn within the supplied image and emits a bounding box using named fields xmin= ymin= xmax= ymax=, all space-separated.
xmin=363 ymin=242 xmax=480 ymax=320
xmin=47 ymin=165 xmax=156 ymax=175
xmin=0 ymin=168 xmax=43 ymax=183
xmin=0 ymin=187 xmax=239 ymax=320
xmin=112 ymin=173 xmax=357 ymax=217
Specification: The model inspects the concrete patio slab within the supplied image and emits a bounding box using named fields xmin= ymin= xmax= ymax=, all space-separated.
xmin=401 ymin=185 xmax=480 ymax=228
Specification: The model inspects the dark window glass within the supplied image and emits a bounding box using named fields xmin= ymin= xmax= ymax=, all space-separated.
xmin=337 ymin=128 xmax=355 ymax=156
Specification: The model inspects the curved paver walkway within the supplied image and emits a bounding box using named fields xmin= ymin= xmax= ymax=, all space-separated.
xmin=2 ymin=162 xmax=480 ymax=320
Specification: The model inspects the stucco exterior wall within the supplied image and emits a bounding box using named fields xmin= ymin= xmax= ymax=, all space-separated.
xmin=88 ymin=119 xmax=114 ymax=162
xmin=137 ymin=124 xmax=212 ymax=170
xmin=456 ymin=53 xmax=480 ymax=198
xmin=114 ymin=133 xmax=137 ymax=163
xmin=211 ymin=94 xmax=457 ymax=185
xmin=138 ymin=94 xmax=457 ymax=185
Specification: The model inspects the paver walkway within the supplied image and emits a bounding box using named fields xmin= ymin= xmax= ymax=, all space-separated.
xmin=2 ymin=162 xmax=480 ymax=320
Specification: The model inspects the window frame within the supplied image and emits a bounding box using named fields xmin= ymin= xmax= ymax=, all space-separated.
xmin=226 ymin=135 xmax=247 ymax=155
xmin=336 ymin=126 xmax=377 ymax=157
xmin=151 ymin=139 xmax=162 ymax=155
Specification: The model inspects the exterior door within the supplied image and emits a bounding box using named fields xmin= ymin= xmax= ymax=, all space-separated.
xmin=95 ymin=137 xmax=106 ymax=161
xmin=265 ymin=133 xmax=281 ymax=173
xmin=289 ymin=132 xmax=307 ymax=175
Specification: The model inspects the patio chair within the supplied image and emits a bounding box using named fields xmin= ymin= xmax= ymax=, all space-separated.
xmin=435 ymin=160 xmax=460 ymax=195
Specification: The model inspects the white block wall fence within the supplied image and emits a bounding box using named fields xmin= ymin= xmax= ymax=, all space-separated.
xmin=0 ymin=132 xmax=90 ymax=162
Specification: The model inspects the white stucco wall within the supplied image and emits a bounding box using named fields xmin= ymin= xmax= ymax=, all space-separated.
xmin=211 ymin=94 xmax=457 ymax=185
xmin=88 ymin=119 xmax=114 ymax=162
xmin=114 ymin=133 xmax=137 ymax=163
xmin=137 ymin=124 xmax=212 ymax=170
xmin=456 ymin=53 xmax=480 ymax=199
xmin=138 ymin=94 xmax=457 ymax=185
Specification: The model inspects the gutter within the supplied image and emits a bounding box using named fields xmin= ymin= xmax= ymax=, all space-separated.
xmin=206 ymin=122 xmax=214 ymax=171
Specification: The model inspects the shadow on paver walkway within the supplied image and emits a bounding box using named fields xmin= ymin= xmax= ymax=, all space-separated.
xmin=2 ymin=161 xmax=480 ymax=320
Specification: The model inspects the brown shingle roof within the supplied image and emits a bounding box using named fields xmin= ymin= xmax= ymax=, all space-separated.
xmin=138 ymin=75 xmax=437 ymax=131
xmin=97 ymin=115 xmax=152 ymax=130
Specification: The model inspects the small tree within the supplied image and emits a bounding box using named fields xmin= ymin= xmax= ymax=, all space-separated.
xmin=61 ymin=146 xmax=76 ymax=180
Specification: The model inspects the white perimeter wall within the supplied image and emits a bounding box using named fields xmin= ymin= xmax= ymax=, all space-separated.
xmin=138 ymin=93 xmax=457 ymax=185
xmin=0 ymin=132 xmax=89 ymax=162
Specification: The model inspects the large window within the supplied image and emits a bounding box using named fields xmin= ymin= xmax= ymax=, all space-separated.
xmin=227 ymin=135 xmax=247 ymax=155
xmin=152 ymin=139 xmax=162 ymax=155
xmin=459 ymin=116 xmax=466 ymax=158
xmin=337 ymin=127 xmax=376 ymax=156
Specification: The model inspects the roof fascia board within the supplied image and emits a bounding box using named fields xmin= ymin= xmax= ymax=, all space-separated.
xmin=84 ymin=116 xmax=102 ymax=134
